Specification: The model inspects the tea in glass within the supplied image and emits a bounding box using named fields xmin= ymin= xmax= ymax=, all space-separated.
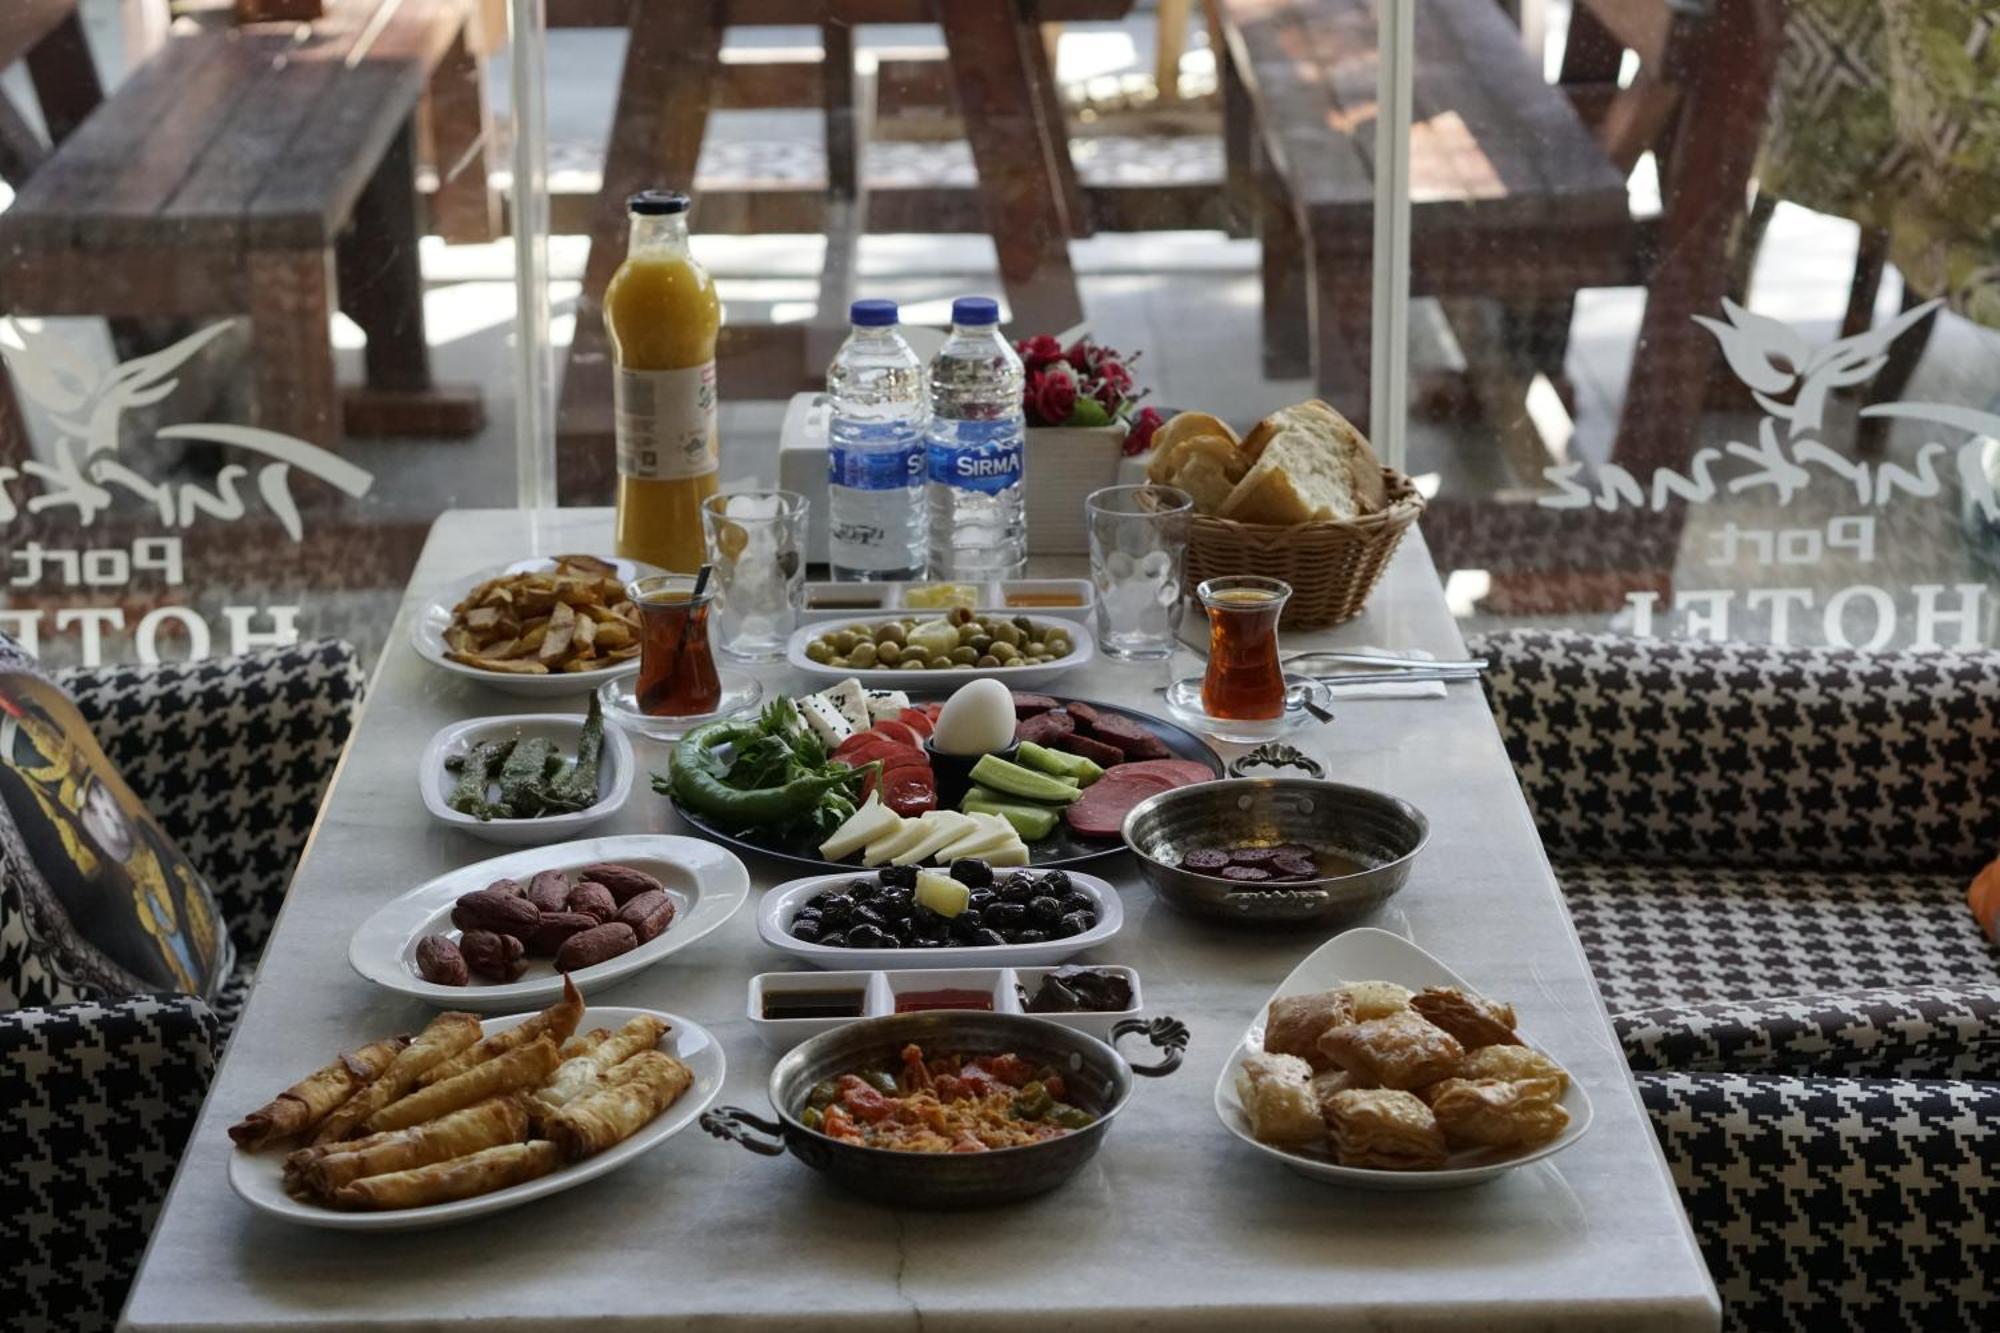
xmin=629 ymin=573 xmax=722 ymax=716
xmin=1198 ymin=576 xmax=1291 ymax=720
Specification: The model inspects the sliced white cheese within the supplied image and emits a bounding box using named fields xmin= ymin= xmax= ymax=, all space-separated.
xmin=797 ymin=693 xmax=856 ymax=748
xmin=933 ymin=815 xmax=1016 ymax=863
xmin=821 ymin=678 xmax=873 ymax=733
xmin=865 ymin=689 xmax=911 ymax=723
xmin=984 ymin=837 xmax=1031 ymax=867
xmin=861 ymin=816 xmax=930 ymax=867
xmin=892 ymin=811 xmax=976 ymax=866
xmin=818 ymin=793 xmax=899 ymax=861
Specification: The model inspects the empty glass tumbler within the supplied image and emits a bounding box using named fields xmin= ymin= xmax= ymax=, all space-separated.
xmin=700 ymin=489 xmax=807 ymax=661
xmin=1086 ymin=484 xmax=1193 ymax=660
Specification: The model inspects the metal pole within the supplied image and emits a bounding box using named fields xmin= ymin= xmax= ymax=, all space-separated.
xmin=509 ymin=0 xmax=556 ymax=510
xmin=1371 ymin=0 xmax=1413 ymax=470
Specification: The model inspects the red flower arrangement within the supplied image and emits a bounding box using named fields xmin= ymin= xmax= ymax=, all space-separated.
xmin=1014 ymin=335 xmax=1165 ymax=457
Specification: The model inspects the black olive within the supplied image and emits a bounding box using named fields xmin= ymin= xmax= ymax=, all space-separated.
xmin=790 ymin=917 xmax=824 ymax=943
xmin=852 ymin=905 xmax=890 ymax=933
xmin=950 ymin=909 xmax=986 ymax=940
xmin=878 ymin=865 xmax=919 ymax=889
xmin=1013 ymin=929 xmax=1050 ymax=944
xmin=1060 ymin=893 xmax=1094 ymax=916
xmin=846 ymin=923 xmax=895 ymax=948
xmin=889 ymin=914 xmax=916 ymax=941
xmin=949 ymin=858 xmax=995 ymax=888
xmin=911 ymin=904 xmax=944 ymax=933
xmin=971 ymin=927 xmax=1008 ymax=947
xmin=1038 ymin=869 xmax=1073 ymax=894
xmin=967 ymin=889 xmax=997 ymax=912
xmin=819 ymin=931 xmax=847 ymax=949
xmin=984 ymin=901 xmax=1029 ymax=929
xmin=1056 ymin=910 xmax=1093 ymax=937
xmin=876 ymin=886 xmax=914 ymax=916
xmin=794 ymin=905 xmax=823 ymax=925
xmin=1027 ymin=895 xmax=1063 ymax=925
xmin=914 ymin=930 xmax=950 ymax=948
xmin=997 ymin=880 xmax=1035 ymax=905
xmin=848 ymin=881 xmax=879 ymax=902
xmin=817 ymin=896 xmax=854 ymax=928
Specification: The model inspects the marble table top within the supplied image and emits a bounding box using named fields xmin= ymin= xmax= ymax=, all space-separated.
xmin=122 ymin=508 xmax=1720 ymax=1331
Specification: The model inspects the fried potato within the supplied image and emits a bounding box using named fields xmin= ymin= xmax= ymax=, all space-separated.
xmin=443 ymin=558 xmax=641 ymax=676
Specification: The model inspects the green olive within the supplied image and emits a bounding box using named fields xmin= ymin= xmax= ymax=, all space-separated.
xmin=876 ymin=641 xmax=902 ymax=665
xmin=1013 ymin=616 xmax=1035 ymax=635
xmin=849 ymin=642 xmax=877 ymax=667
xmin=805 ymin=639 xmax=834 ymax=664
xmin=900 ymin=656 xmax=925 ymax=670
xmin=953 ymin=623 xmax=978 ymax=646
xmin=876 ymin=623 xmax=905 ymax=646
xmin=950 ymin=646 xmax=978 ymax=665
xmin=927 ymin=654 xmax=954 ymax=670
xmin=994 ymin=622 xmax=1022 ymax=647
xmin=830 ymin=630 xmax=856 ymax=654
xmin=949 ymin=607 xmax=975 ymax=626
xmin=1045 ymin=635 xmax=1071 ymax=657
xmin=991 ymin=641 xmax=1019 ymax=662
xmin=830 ymin=656 xmax=850 ymax=668
xmin=976 ymin=654 xmax=1000 ymax=669
xmin=968 ymin=634 xmax=993 ymax=655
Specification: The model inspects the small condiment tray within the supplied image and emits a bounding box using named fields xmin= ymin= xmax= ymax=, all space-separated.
xmin=748 ymin=965 xmax=1142 ymax=1052
xmin=800 ymin=579 xmax=1094 ymax=625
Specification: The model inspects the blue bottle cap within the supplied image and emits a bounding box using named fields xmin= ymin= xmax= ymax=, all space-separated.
xmin=951 ymin=296 xmax=1001 ymax=326
xmin=849 ymin=299 xmax=898 ymax=327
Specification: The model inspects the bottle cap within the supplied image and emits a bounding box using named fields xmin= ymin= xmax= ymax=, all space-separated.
xmin=950 ymin=296 xmax=1001 ymax=326
xmin=628 ymin=189 xmax=692 ymax=216
xmin=850 ymin=299 xmax=899 ymax=327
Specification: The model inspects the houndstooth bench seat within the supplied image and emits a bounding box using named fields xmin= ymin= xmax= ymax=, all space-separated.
xmin=2 ymin=640 xmax=363 ymax=1333
xmin=1473 ymin=629 xmax=2000 ymax=1331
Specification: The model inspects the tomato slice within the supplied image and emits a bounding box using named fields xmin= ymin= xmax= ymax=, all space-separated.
xmin=896 ymin=708 xmax=934 ymax=737
xmin=872 ymin=719 xmax=924 ymax=750
xmin=881 ymin=762 xmax=937 ymax=817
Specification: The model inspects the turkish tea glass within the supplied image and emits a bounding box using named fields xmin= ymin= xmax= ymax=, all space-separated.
xmin=629 ymin=573 xmax=722 ymax=716
xmin=1197 ymin=575 xmax=1291 ymax=719
xmin=1086 ymin=484 xmax=1193 ymax=661
xmin=701 ymin=490 xmax=807 ymax=662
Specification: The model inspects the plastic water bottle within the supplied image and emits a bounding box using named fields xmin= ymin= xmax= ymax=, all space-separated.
xmin=926 ymin=296 xmax=1027 ymax=579
xmin=826 ymin=299 xmax=928 ymax=581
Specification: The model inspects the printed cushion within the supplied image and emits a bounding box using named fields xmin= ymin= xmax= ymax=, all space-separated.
xmin=1618 ymin=985 xmax=2000 ymax=1080
xmin=1561 ymin=859 xmax=2000 ymax=1013
xmin=0 ymin=638 xmax=232 ymax=1009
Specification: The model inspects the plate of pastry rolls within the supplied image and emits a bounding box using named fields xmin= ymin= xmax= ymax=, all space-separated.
xmin=1214 ymin=927 xmax=1592 ymax=1190
xmin=226 ymin=981 xmax=723 ymax=1228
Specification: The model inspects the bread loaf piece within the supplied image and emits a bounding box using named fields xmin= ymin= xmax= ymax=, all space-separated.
xmin=1219 ymin=399 xmax=1384 ymax=524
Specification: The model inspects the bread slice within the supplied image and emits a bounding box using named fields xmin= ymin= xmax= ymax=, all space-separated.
xmin=1145 ymin=411 xmax=1240 ymax=485
xmin=1226 ymin=399 xmax=1386 ymax=521
xmin=1158 ymin=434 xmax=1249 ymax=513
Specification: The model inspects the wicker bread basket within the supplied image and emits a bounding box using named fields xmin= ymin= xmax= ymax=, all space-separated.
xmin=1184 ymin=467 xmax=1425 ymax=630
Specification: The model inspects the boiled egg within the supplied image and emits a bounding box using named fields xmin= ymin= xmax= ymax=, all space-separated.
xmin=930 ymin=678 xmax=1017 ymax=755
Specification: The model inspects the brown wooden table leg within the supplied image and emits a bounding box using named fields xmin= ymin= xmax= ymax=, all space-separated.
xmin=557 ymin=0 xmax=724 ymax=502
xmin=1024 ymin=1 xmax=1090 ymax=238
xmin=0 ymin=92 xmax=46 ymax=186
xmin=1610 ymin=0 xmax=1782 ymax=475
xmin=936 ymin=0 xmax=1082 ymax=334
xmin=24 ymin=7 xmax=102 ymax=148
xmin=425 ymin=22 xmax=500 ymax=244
xmin=336 ymin=118 xmax=484 ymax=438
xmin=1257 ymin=143 xmax=1311 ymax=380
xmin=249 ymin=247 xmax=340 ymax=448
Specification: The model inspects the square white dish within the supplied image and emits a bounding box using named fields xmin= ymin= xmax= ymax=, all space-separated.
xmin=349 ymin=835 xmax=749 ymax=1011
xmin=1214 ymin=927 xmax=1593 ymax=1191
xmin=419 ymin=713 xmax=634 ymax=846
xmin=228 ymin=1005 xmax=722 ymax=1230
xmin=747 ymin=964 xmax=1144 ymax=1051
xmin=409 ymin=556 xmax=654 ymax=699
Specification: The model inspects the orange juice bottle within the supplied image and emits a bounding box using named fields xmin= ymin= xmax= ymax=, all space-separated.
xmin=607 ymin=189 xmax=721 ymax=572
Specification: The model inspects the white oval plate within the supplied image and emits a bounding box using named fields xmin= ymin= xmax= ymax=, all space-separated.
xmin=409 ymin=556 xmax=658 ymax=699
xmin=756 ymin=869 xmax=1122 ymax=970
xmin=1214 ymin=927 xmax=1594 ymax=1191
xmin=783 ymin=616 xmax=1094 ymax=691
xmin=228 ymin=1005 xmax=722 ymax=1230
xmin=419 ymin=714 xmax=635 ymax=846
xmin=350 ymin=835 xmax=749 ymax=1011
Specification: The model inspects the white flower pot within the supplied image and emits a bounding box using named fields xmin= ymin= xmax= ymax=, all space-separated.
xmin=1023 ymin=422 xmax=1131 ymax=555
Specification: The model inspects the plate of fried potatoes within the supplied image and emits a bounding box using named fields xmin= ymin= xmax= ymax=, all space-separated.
xmin=412 ymin=555 xmax=658 ymax=697
xmin=227 ymin=985 xmax=724 ymax=1230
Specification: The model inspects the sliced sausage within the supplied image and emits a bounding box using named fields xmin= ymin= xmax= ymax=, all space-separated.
xmin=1181 ymin=849 xmax=1231 ymax=872
xmin=1054 ymin=733 xmax=1123 ymax=769
xmin=1064 ymin=701 xmax=1104 ymax=730
xmin=1015 ymin=709 xmax=1075 ymax=746
xmin=1063 ymin=771 xmax=1177 ymax=838
xmin=1084 ymin=711 xmax=1172 ymax=760
xmin=1221 ymin=865 xmax=1272 ymax=883
xmin=1112 ymin=759 xmax=1215 ymax=786
xmin=1012 ymin=693 xmax=1061 ymax=718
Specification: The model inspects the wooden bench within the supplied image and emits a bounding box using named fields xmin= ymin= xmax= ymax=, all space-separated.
xmin=0 ymin=0 xmax=486 ymax=450
xmin=1218 ymin=0 xmax=1636 ymax=434
xmin=0 ymin=0 xmax=103 ymax=188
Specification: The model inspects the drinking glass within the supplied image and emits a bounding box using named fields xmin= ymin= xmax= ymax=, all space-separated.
xmin=700 ymin=490 xmax=807 ymax=662
xmin=1197 ymin=575 xmax=1291 ymax=719
xmin=1086 ymin=484 xmax=1193 ymax=661
xmin=628 ymin=573 xmax=722 ymax=716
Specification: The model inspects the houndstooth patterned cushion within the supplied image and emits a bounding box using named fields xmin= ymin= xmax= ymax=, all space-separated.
xmin=1563 ymin=860 xmax=2000 ymax=1012
xmin=1619 ymin=985 xmax=2000 ymax=1079
xmin=1471 ymin=630 xmax=2000 ymax=874
xmin=1 ymin=993 xmax=220 ymax=1333
xmin=58 ymin=640 xmax=364 ymax=958
xmin=1638 ymin=1071 xmax=2000 ymax=1332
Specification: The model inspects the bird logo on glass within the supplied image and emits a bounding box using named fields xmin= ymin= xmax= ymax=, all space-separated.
xmin=0 ymin=317 xmax=373 ymax=541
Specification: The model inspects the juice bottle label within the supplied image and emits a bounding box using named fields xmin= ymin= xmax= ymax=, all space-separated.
xmin=615 ymin=362 xmax=718 ymax=480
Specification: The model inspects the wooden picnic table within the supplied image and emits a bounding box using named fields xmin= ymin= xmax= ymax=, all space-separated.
xmin=0 ymin=0 xmax=493 ymax=450
xmin=551 ymin=0 xmax=1134 ymax=503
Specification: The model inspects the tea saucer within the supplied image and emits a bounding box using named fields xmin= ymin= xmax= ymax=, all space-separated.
xmin=597 ymin=674 xmax=764 ymax=742
xmin=1160 ymin=673 xmax=1332 ymax=744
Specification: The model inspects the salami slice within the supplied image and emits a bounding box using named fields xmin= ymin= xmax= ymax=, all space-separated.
xmin=1015 ymin=709 xmax=1075 ymax=746
xmin=1082 ymin=711 xmax=1172 ymax=760
xmin=1054 ymin=733 xmax=1123 ymax=769
xmin=1107 ymin=759 xmax=1215 ymax=786
xmin=1063 ymin=771 xmax=1177 ymax=838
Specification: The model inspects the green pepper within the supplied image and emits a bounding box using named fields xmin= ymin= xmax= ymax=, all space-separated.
xmin=446 ymin=738 xmax=514 ymax=820
xmin=863 ymin=1069 xmax=899 ymax=1097
xmin=1050 ymin=1105 xmax=1095 ymax=1130
xmin=800 ymin=1106 xmax=824 ymax=1132
xmin=807 ymin=1080 xmax=840 ymax=1110
xmin=657 ymin=720 xmax=875 ymax=829
xmin=1011 ymin=1082 xmax=1055 ymax=1120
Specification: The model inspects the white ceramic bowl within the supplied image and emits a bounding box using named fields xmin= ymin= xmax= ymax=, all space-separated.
xmin=1213 ymin=927 xmax=1595 ymax=1191
xmin=419 ymin=714 xmax=634 ymax=846
xmin=756 ymin=869 xmax=1122 ymax=970
xmin=784 ymin=615 xmax=1095 ymax=692
xmin=747 ymin=964 xmax=1144 ymax=1052
xmin=228 ymin=1005 xmax=722 ymax=1230
xmin=350 ymin=835 xmax=749 ymax=1011
xmin=409 ymin=556 xmax=657 ymax=699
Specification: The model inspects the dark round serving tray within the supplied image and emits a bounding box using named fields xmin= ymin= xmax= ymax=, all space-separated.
xmin=667 ymin=694 xmax=1224 ymax=871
